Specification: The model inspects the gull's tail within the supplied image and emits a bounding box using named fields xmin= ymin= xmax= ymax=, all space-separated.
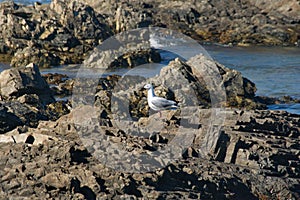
xmin=167 ymin=102 xmax=178 ymax=110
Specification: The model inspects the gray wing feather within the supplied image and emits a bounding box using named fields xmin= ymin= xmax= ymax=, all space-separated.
xmin=151 ymin=97 xmax=177 ymax=108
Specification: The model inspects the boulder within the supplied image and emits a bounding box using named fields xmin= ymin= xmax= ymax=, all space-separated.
xmin=0 ymin=60 xmax=298 ymax=198
xmin=0 ymin=63 xmax=55 ymax=104
xmin=109 ymin=48 xmax=161 ymax=69
xmin=98 ymin=55 xmax=265 ymax=121
xmin=0 ymin=101 xmax=48 ymax=132
xmin=84 ymin=47 xmax=161 ymax=69
xmin=0 ymin=63 xmax=72 ymax=133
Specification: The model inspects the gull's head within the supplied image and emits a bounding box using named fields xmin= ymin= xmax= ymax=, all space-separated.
xmin=144 ymin=84 xmax=153 ymax=90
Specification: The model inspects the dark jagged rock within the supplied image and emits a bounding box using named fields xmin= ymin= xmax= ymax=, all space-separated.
xmin=0 ymin=107 xmax=299 ymax=199
xmin=0 ymin=105 xmax=22 ymax=134
xmin=58 ymin=54 xmax=267 ymax=133
xmin=43 ymin=73 xmax=68 ymax=85
xmin=0 ymin=62 xmax=298 ymax=199
xmin=42 ymin=73 xmax=73 ymax=98
xmin=0 ymin=63 xmax=70 ymax=133
xmin=79 ymin=0 xmax=300 ymax=46
xmin=1 ymin=0 xmax=299 ymax=68
xmin=0 ymin=0 xmax=113 ymax=67
xmin=95 ymin=55 xmax=265 ymax=121
xmin=10 ymin=46 xmax=60 ymax=68
xmin=109 ymin=48 xmax=161 ymax=69
xmin=256 ymin=95 xmax=300 ymax=105
xmin=0 ymin=1 xmax=299 ymax=197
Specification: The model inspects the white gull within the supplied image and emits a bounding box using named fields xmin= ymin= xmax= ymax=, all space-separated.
xmin=144 ymin=84 xmax=178 ymax=116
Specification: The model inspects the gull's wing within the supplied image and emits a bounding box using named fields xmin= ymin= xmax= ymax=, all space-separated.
xmin=151 ymin=96 xmax=177 ymax=108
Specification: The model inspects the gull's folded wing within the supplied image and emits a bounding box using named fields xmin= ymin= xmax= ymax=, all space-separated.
xmin=151 ymin=97 xmax=177 ymax=108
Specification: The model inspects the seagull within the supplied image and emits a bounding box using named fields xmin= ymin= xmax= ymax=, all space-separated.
xmin=144 ymin=84 xmax=178 ymax=117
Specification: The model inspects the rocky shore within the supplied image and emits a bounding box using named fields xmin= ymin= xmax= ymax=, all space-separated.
xmin=0 ymin=53 xmax=299 ymax=199
xmin=0 ymin=0 xmax=299 ymax=199
xmin=0 ymin=0 xmax=299 ymax=67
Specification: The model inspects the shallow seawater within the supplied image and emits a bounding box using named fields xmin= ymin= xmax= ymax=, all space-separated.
xmin=268 ymin=103 xmax=300 ymax=115
xmin=204 ymin=45 xmax=300 ymax=115
xmin=0 ymin=63 xmax=9 ymax=72
xmin=0 ymin=0 xmax=51 ymax=5
xmin=205 ymin=45 xmax=300 ymax=99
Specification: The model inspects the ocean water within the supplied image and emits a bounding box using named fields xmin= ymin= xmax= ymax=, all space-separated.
xmin=205 ymin=45 xmax=300 ymax=115
xmin=205 ymin=45 xmax=300 ymax=99
xmin=0 ymin=0 xmax=51 ymax=5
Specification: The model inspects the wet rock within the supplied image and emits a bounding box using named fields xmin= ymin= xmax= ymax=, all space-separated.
xmin=0 ymin=2 xmax=299 ymax=198
xmin=46 ymin=100 xmax=71 ymax=120
xmin=1 ymin=0 xmax=298 ymax=69
xmin=10 ymin=46 xmax=60 ymax=68
xmin=256 ymin=95 xmax=300 ymax=105
xmin=109 ymin=48 xmax=161 ymax=69
xmin=43 ymin=73 xmax=68 ymax=85
xmin=43 ymin=73 xmax=73 ymax=98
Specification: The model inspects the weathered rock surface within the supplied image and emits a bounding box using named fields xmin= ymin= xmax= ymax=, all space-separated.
xmin=10 ymin=46 xmax=60 ymax=68
xmin=0 ymin=63 xmax=70 ymax=133
xmin=0 ymin=57 xmax=299 ymax=199
xmin=0 ymin=105 xmax=299 ymax=199
xmin=0 ymin=63 xmax=54 ymax=104
xmin=43 ymin=73 xmax=74 ymax=98
xmin=88 ymin=55 xmax=265 ymax=122
xmin=0 ymin=0 xmax=298 ymax=198
xmin=80 ymin=0 xmax=300 ymax=46
xmin=84 ymin=47 xmax=161 ymax=69
xmin=1 ymin=0 xmax=299 ymax=67
xmin=0 ymin=0 xmax=112 ymax=67
xmin=248 ymin=0 xmax=300 ymax=23
xmin=109 ymin=48 xmax=161 ymax=69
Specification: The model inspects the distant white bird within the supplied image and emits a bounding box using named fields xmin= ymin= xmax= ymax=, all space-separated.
xmin=144 ymin=84 xmax=178 ymax=116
